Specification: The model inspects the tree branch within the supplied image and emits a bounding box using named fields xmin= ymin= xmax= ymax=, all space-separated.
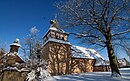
xmin=112 ymin=30 xmax=130 ymax=36
xmin=109 ymin=1 xmax=126 ymax=26
xmin=68 ymin=32 xmax=105 ymax=43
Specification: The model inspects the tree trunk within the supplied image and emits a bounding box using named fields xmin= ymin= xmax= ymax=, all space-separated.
xmin=106 ymin=41 xmax=121 ymax=77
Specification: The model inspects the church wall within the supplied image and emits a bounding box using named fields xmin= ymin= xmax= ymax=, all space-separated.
xmin=43 ymin=42 xmax=71 ymax=76
xmin=42 ymin=43 xmax=49 ymax=60
xmin=71 ymin=58 xmax=96 ymax=74
xmin=93 ymin=65 xmax=111 ymax=72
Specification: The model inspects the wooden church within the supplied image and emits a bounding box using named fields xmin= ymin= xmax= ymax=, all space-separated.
xmin=0 ymin=15 xmax=109 ymax=77
xmin=0 ymin=18 xmax=110 ymax=78
xmin=41 ymin=18 xmax=107 ymax=75
xmin=42 ymin=18 xmax=72 ymax=75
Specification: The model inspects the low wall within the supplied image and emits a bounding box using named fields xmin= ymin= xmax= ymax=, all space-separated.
xmin=93 ymin=65 xmax=110 ymax=72
xmin=0 ymin=68 xmax=28 ymax=81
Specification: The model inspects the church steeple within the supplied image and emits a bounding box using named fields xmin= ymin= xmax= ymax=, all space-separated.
xmin=43 ymin=18 xmax=69 ymax=45
xmin=50 ymin=18 xmax=59 ymax=28
xmin=42 ymin=18 xmax=71 ymax=75
xmin=50 ymin=18 xmax=64 ymax=33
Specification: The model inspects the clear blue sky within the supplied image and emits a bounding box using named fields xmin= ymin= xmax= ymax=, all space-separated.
xmin=0 ymin=0 xmax=81 ymax=54
xmin=0 ymin=0 xmax=129 ymax=61
xmin=0 ymin=0 xmax=59 ymax=48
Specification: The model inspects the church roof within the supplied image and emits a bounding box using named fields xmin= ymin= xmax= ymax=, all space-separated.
xmin=43 ymin=18 xmax=67 ymax=39
xmin=10 ymin=38 xmax=21 ymax=47
xmin=71 ymin=45 xmax=104 ymax=60
xmin=6 ymin=52 xmax=24 ymax=63
xmin=71 ymin=45 xmax=110 ymax=66
xmin=49 ymin=27 xmax=65 ymax=33
xmin=43 ymin=38 xmax=71 ymax=46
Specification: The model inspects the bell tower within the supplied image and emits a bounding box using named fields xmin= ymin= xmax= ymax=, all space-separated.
xmin=42 ymin=18 xmax=71 ymax=75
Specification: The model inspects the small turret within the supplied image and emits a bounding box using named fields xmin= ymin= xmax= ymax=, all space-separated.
xmin=2 ymin=38 xmax=24 ymax=67
xmin=10 ymin=38 xmax=21 ymax=53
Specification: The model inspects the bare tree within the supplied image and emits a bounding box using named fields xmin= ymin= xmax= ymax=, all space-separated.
xmin=0 ymin=40 xmax=7 ymax=52
xmin=21 ymin=27 xmax=50 ymax=81
xmin=0 ymin=41 xmax=7 ymax=65
xmin=114 ymin=38 xmax=130 ymax=59
xmin=21 ymin=26 xmax=40 ymax=60
xmin=0 ymin=48 xmax=6 ymax=61
xmin=56 ymin=0 xmax=130 ymax=77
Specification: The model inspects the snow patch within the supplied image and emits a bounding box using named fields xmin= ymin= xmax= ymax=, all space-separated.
xmin=118 ymin=58 xmax=128 ymax=67
xmin=43 ymin=38 xmax=71 ymax=46
xmin=10 ymin=43 xmax=21 ymax=47
xmin=111 ymin=71 xmax=121 ymax=77
xmin=95 ymin=59 xmax=109 ymax=66
xmin=71 ymin=45 xmax=104 ymax=60
xmin=52 ymin=68 xmax=130 ymax=81
xmin=37 ymin=67 xmax=50 ymax=80
xmin=3 ymin=66 xmax=19 ymax=71
xmin=7 ymin=52 xmax=18 ymax=56
xmin=26 ymin=70 xmax=36 ymax=81
xmin=50 ymin=27 xmax=65 ymax=33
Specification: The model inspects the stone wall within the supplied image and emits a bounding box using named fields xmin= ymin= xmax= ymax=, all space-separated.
xmin=0 ymin=68 xmax=28 ymax=81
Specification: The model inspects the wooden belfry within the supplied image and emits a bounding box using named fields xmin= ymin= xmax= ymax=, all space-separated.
xmin=42 ymin=18 xmax=71 ymax=75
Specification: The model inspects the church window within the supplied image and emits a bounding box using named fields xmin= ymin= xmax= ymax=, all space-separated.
xmin=56 ymin=33 xmax=60 ymax=39
xmin=62 ymin=37 xmax=64 ymax=40
xmin=64 ymin=35 xmax=68 ymax=41
xmin=44 ymin=37 xmax=47 ymax=42
xmin=47 ymin=32 xmax=50 ymax=38
xmin=50 ymin=31 xmax=56 ymax=38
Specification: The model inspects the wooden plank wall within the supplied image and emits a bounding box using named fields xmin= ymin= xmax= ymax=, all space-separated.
xmin=93 ymin=66 xmax=111 ymax=72
xmin=71 ymin=58 xmax=96 ymax=74
xmin=42 ymin=42 xmax=71 ymax=76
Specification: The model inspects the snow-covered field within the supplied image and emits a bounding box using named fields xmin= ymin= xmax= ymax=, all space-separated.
xmin=46 ymin=68 xmax=130 ymax=81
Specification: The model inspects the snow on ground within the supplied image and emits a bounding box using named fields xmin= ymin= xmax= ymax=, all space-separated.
xmin=46 ymin=68 xmax=130 ymax=81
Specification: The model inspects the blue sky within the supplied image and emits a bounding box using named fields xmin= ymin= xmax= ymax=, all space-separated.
xmin=0 ymin=0 xmax=80 ymax=53
xmin=0 ymin=0 xmax=129 ymax=61
xmin=0 ymin=0 xmax=59 ymax=47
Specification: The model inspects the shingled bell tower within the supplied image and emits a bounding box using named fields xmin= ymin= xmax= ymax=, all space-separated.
xmin=42 ymin=18 xmax=71 ymax=75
